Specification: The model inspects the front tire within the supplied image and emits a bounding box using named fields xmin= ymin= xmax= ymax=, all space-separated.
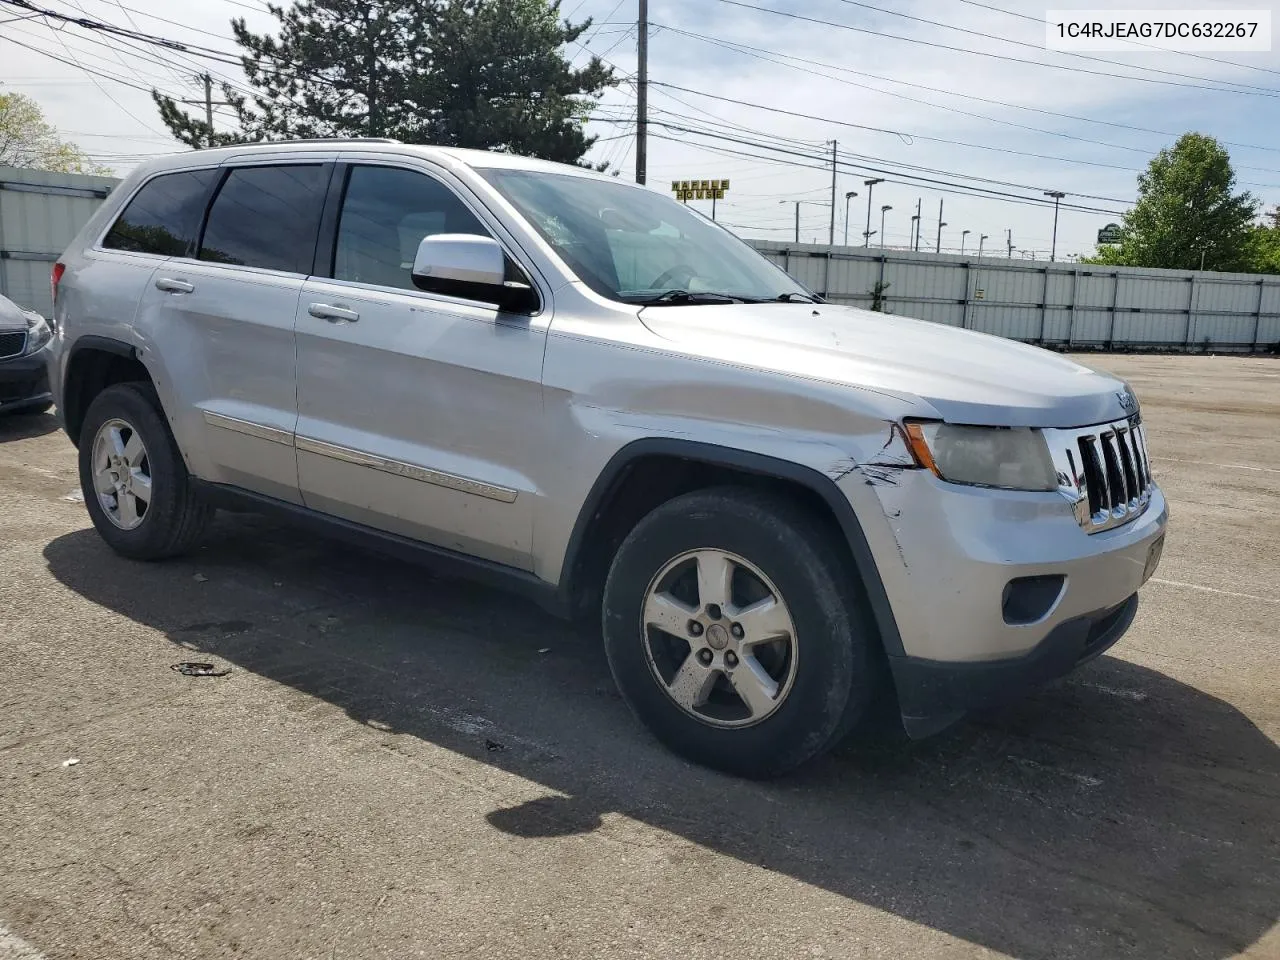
xmin=602 ymin=487 xmax=880 ymax=777
xmin=78 ymin=382 xmax=211 ymax=559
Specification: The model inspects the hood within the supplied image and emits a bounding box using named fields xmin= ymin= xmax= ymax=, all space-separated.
xmin=0 ymin=295 xmax=31 ymax=333
xmin=638 ymin=302 xmax=1135 ymax=428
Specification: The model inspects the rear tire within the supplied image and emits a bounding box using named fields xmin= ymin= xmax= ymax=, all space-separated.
xmin=78 ymin=382 xmax=211 ymax=559
xmin=602 ymin=487 xmax=880 ymax=777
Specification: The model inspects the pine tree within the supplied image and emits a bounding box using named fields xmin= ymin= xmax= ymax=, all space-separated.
xmin=152 ymin=0 xmax=615 ymax=164
xmin=399 ymin=0 xmax=615 ymax=162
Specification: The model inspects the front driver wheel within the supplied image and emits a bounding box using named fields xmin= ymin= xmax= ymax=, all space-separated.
xmin=602 ymin=487 xmax=879 ymax=777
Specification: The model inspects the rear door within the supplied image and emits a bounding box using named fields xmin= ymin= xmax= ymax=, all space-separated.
xmin=62 ymin=166 xmax=218 ymax=412
xmin=294 ymin=158 xmax=550 ymax=569
xmin=133 ymin=159 xmax=331 ymax=503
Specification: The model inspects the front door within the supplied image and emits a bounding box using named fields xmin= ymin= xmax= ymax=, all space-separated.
xmin=294 ymin=160 xmax=548 ymax=570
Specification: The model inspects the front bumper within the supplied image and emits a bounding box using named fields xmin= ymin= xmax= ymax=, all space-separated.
xmin=837 ymin=464 xmax=1167 ymax=734
xmin=893 ymin=593 xmax=1139 ymax=737
xmin=0 ymin=344 xmax=53 ymax=414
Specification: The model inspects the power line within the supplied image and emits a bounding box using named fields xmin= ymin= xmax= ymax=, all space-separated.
xmin=0 ymin=31 xmax=178 ymax=95
xmin=646 ymin=122 xmax=1128 ymax=216
xmin=712 ymin=0 xmax=1280 ymax=99
xmin=653 ymin=24 xmax=1280 ymax=160
xmin=829 ymin=0 xmax=1280 ymax=94
xmin=952 ymin=0 xmax=1280 ymax=79
xmin=647 ymin=81 xmax=1148 ymax=174
xmin=36 ymin=18 xmax=170 ymax=135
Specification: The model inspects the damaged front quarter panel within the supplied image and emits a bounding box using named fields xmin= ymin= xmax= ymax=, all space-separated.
xmin=826 ymin=422 xmax=919 ymax=490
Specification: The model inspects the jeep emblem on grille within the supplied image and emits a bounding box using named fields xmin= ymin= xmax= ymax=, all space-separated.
xmin=1117 ymin=390 xmax=1137 ymax=412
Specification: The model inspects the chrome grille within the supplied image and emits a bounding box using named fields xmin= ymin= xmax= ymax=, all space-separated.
xmin=1048 ymin=416 xmax=1155 ymax=533
xmin=0 ymin=331 xmax=26 ymax=360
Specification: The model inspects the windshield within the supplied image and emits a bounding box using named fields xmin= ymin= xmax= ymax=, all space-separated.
xmin=478 ymin=168 xmax=816 ymax=305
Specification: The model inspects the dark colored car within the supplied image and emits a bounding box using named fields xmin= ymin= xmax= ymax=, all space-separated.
xmin=0 ymin=293 xmax=55 ymax=417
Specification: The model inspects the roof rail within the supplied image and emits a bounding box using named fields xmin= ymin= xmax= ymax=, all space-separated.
xmin=220 ymin=137 xmax=402 ymax=147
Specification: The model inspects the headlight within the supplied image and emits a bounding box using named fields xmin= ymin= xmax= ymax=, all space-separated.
xmin=24 ymin=313 xmax=52 ymax=354
xmin=903 ymin=422 xmax=1058 ymax=492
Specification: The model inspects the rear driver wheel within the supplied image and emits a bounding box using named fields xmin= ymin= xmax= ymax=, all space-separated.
xmin=602 ymin=487 xmax=880 ymax=777
xmin=78 ymin=382 xmax=211 ymax=559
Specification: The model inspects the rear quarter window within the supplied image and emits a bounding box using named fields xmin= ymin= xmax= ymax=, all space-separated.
xmin=102 ymin=169 xmax=218 ymax=257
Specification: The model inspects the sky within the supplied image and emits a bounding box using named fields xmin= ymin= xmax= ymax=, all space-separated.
xmin=4 ymin=0 xmax=1280 ymax=259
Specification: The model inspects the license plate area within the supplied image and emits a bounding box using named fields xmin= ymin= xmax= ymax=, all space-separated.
xmin=1142 ymin=534 xmax=1165 ymax=584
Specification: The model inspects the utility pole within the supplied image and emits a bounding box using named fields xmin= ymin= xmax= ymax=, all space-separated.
xmin=913 ymin=198 xmax=922 ymax=251
xmin=978 ymin=233 xmax=988 ymax=258
xmin=935 ymin=198 xmax=946 ymax=253
xmin=636 ymin=0 xmax=648 ymax=184
xmin=863 ymin=178 xmax=884 ymax=246
xmin=202 ymin=73 xmax=214 ymax=147
xmin=793 ymin=202 xmax=800 ymax=244
xmin=1006 ymin=229 xmax=1014 ymax=258
xmin=828 ymin=140 xmax=837 ymax=247
xmin=178 ymin=73 xmax=228 ymax=149
xmin=1044 ymin=190 xmax=1065 ymax=261
xmin=843 ymin=191 xmax=858 ymax=246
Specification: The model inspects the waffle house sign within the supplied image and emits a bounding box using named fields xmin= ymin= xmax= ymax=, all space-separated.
xmin=672 ymin=179 xmax=730 ymax=202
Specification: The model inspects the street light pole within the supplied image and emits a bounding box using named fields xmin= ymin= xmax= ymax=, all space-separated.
xmin=781 ymin=200 xmax=830 ymax=245
xmin=879 ymin=204 xmax=892 ymax=249
xmin=961 ymin=229 xmax=971 ymax=255
xmin=1044 ymin=190 xmax=1066 ymax=261
xmin=978 ymin=234 xmax=988 ymax=258
xmin=843 ymin=191 xmax=858 ymax=246
xmin=863 ymin=178 xmax=884 ymax=247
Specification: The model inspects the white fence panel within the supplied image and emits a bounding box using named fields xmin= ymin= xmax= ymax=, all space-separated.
xmin=0 ymin=167 xmax=116 ymax=317
xmin=1 ymin=172 xmax=1277 ymax=352
xmin=748 ymin=241 xmax=1280 ymax=352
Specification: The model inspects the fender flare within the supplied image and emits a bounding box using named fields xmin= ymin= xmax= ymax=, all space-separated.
xmin=61 ymin=335 xmax=145 ymax=445
xmin=557 ymin=437 xmax=905 ymax=658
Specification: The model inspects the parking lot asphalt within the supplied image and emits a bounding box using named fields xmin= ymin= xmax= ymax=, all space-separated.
xmin=1 ymin=353 xmax=1278 ymax=960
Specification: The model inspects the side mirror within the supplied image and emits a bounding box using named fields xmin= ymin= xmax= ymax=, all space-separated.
xmin=411 ymin=234 xmax=535 ymax=313
xmin=412 ymin=234 xmax=504 ymax=288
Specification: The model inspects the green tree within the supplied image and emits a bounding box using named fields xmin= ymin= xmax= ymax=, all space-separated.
xmin=0 ymin=92 xmax=111 ymax=174
xmin=1083 ymin=133 xmax=1259 ymax=272
xmin=1250 ymin=208 xmax=1280 ymax=275
xmin=152 ymin=0 xmax=615 ymax=164
xmin=399 ymin=0 xmax=614 ymax=162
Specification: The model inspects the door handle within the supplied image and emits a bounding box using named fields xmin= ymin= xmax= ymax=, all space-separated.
xmin=155 ymin=278 xmax=194 ymax=294
xmin=308 ymin=303 xmax=360 ymax=323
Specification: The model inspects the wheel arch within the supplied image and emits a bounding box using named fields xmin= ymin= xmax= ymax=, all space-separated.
xmin=62 ymin=336 xmax=152 ymax=447
xmin=558 ymin=438 xmax=905 ymax=659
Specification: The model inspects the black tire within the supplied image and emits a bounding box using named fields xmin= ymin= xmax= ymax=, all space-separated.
xmin=78 ymin=382 xmax=212 ymax=560
xmin=602 ymin=487 xmax=880 ymax=778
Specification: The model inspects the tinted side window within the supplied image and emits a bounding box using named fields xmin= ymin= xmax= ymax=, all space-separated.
xmin=199 ymin=165 xmax=327 ymax=273
xmin=334 ymin=165 xmax=489 ymax=290
xmin=103 ymin=169 xmax=217 ymax=256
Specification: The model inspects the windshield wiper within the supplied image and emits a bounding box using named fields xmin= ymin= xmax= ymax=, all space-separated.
xmin=774 ymin=292 xmax=821 ymax=303
xmin=630 ymin=289 xmax=750 ymax=305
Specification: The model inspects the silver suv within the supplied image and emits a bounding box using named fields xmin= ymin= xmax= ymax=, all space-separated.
xmin=47 ymin=140 xmax=1168 ymax=776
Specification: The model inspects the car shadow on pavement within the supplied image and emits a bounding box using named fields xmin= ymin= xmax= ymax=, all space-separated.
xmin=43 ymin=515 xmax=1280 ymax=960
xmin=0 ymin=410 xmax=58 ymax=442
